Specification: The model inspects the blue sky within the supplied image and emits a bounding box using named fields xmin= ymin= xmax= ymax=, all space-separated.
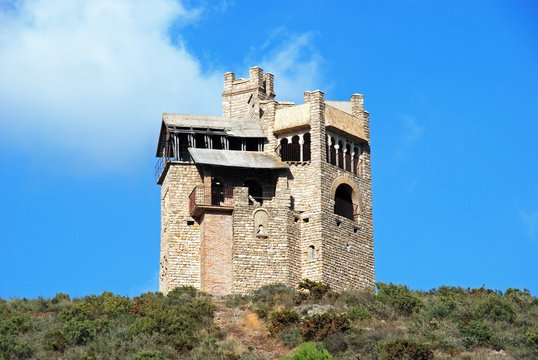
xmin=0 ymin=0 xmax=537 ymax=299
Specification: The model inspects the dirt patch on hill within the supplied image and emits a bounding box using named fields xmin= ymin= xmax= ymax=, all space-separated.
xmin=214 ymin=301 xmax=292 ymax=359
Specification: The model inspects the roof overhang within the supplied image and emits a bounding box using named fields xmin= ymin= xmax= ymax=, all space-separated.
xmin=188 ymin=148 xmax=289 ymax=169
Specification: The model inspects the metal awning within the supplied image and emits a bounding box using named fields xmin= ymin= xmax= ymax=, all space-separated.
xmin=188 ymin=148 xmax=289 ymax=169
xmin=162 ymin=113 xmax=266 ymax=138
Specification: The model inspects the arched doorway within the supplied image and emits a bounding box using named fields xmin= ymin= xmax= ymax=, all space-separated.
xmin=334 ymin=184 xmax=354 ymax=220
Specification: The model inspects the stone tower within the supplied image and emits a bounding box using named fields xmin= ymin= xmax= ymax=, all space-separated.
xmin=155 ymin=66 xmax=374 ymax=295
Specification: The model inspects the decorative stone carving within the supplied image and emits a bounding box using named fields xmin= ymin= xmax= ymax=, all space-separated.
xmin=253 ymin=208 xmax=269 ymax=238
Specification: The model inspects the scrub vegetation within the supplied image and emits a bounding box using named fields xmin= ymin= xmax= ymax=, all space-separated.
xmin=1 ymin=282 xmax=537 ymax=359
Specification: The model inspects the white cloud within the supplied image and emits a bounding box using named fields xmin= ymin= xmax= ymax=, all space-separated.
xmin=248 ymin=29 xmax=324 ymax=103
xmin=0 ymin=0 xmax=222 ymax=170
xmin=0 ymin=2 xmax=326 ymax=172
xmin=521 ymin=210 xmax=538 ymax=242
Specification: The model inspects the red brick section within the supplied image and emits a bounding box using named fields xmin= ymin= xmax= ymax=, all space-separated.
xmin=201 ymin=211 xmax=233 ymax=296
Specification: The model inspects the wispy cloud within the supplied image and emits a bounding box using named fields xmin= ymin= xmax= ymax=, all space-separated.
xmin=247 ymin=28 xmax=325 ymax=103
xmin=401 ymin=115 xmax=424 ymax=146
xmin=521 ymin=210 xmax=538 ymax=242
xmin=0 ymin=0 xmax=222 ymax=171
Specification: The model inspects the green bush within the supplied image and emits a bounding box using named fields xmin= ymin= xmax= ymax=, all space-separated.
xmin=322 ymin=332 xmax=349 ymax=354
xmin=427 ymin=296 xmax=457 ymax=319
xmin=166 ymin=286 xmax=198 ymax=304
xmin=0 ymin=310 xmax=34 ymax=359
xmin=459 ymin=320 xmax=492 ymax=349
xmin=347 ymin=305 xmax=371 ymax=321
xmin=44 ymin=329 xmax=68 ymax=352
xmin=279 ymin=327 xmax=301 ymax=348
xmin=0 ymin=337 xmax=34 ymax=359
xmin=376 ymin=283 xmax=422 ymax=316
xmin=525 ymin=327 xmax=538 ymax=346
xmin=251 ymin=283 xmax=296 ymax=304
xmin=299 ymin=279 xmax=331 ymax=300
xmin=250 ymin=283 xmax=298 ymax=318
xmin=383 ymin=339 xmax=433 ymax=360
xmin=301 ymin=312 xmax=350 ymax=341
xmin=76 ymin=292 xmax=132 ymax=319
xmin=476 ymin=295 xmax=515 ymax=323
xmin=436 ymin=286 xmax=466 ymax=298
xmin=129 ymin=290 xmax=214 ymax=352
xmin=268 ymin=309 xmax=300 ymax=335
xmin=62 ymin=319 xmax=97 ymax=345
xmin=283 ymin=342 xmax=333 ymax=360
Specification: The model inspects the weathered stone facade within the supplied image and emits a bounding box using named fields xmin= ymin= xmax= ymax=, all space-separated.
xmin=156 ymin=66 xmax=374 ymax=295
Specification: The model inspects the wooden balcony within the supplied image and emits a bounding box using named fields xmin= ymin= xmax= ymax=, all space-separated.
xmin=188 ymin=185 xmax=234 ymax=217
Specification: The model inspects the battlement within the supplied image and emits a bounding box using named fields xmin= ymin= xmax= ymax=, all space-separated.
xmin=222 ymin=66 xmax=275 ymax=118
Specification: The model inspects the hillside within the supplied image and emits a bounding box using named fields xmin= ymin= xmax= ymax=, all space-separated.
xmin=1 ymin=282 xmax=537 ymax=359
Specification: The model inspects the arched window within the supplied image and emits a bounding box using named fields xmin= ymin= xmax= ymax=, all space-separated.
xmin=211 ymin=178 xmax=224 ymax=206
xmin=334 ymin=184 xmax=354 ymax=220
xmin=337 ymin=141 xmax=344 ymax=169
xmin=280 ymin=138 xmax=291 ymax=161
xmin=303 ymin=133 xmax=311 ymax=161
xmin=290 ymin=135 xmax=301 ymax=161
xmin=345 ymin=143 xmax=352 ymax=171
xmin=244 ymin=179 xmax=263 ymax=204
xmin=329 ymin=137 xmax=337 ymax=165
xmin=353 ymin=146 xmax=359 ymax=175
xmin=308 ymin=245 xmax=316 ymax=260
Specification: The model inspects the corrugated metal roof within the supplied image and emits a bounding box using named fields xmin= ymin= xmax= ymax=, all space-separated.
xmin=188 ymin=148 xmax=289 ymax=169
xmin=162 ymin=113 xmax=266 ymax=138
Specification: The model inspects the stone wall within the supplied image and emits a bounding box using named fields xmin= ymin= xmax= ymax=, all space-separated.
xmin=159 ymin=164 xmax=203 ymax=293
xmin=222 ymin=67 xmax=274 ymax=119
xmin=319 ymin=162 xmax=374 ymax=291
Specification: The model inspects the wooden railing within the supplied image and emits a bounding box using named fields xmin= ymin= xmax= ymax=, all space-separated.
xmin=155 ymin=150 xmax=192 ymax=183
xmin=188 ymin=185 xmax=234 ymax=215
xmin=275 ymin=143 xmax=311 ymax=162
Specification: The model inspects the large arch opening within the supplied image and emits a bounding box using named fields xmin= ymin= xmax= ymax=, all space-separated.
xmin=334 ymin=184 xmax=354 ymax=220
